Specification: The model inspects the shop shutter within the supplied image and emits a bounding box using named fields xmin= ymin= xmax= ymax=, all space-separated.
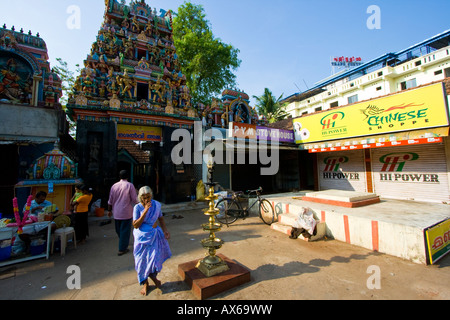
xmin=317 ymin=150 xmax=367 ymax=192
xmin=371 ymin=144 xmax=449 ymax=203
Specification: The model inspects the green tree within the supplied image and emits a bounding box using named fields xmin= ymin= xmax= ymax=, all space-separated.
xmin=53 ymin=58 xmax=80 ymax=107
xmin=172 ymin=2 xmax=241 ymax=105
xmin=253 ymin=88 xmax=289 ymax=123
xmin=53 ymin=58 xmax=80 ymax=137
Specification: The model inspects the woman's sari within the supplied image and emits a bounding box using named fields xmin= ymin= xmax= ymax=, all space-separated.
xmin=133 ymin=200 xmax=172 ymax=285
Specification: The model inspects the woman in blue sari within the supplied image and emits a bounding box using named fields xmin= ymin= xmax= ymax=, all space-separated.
xmin=133 ymin=186 xmax=171 ymax=296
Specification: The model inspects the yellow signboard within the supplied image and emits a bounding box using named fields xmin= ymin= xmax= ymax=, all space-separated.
xmin=293 ymin=83 xmax=449 ymax=144
xmin=117 ymin=124 xmax=162 ymax=142
xmin=425 ymin=218 xmax=450 ymax=264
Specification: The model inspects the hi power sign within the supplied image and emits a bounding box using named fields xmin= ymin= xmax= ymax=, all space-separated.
xmin=293 ymin=83 xmax=449 ymax=144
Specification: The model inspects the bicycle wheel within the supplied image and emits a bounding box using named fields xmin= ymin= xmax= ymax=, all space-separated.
xmin=259 ymin=199 xmax=275 ymax=225
xmin=215 ymin=198 xmax=240 ymax=225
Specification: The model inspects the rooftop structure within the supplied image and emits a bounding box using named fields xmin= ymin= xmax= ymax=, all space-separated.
xmin=284 ymin=29 xmax=450 ymax=117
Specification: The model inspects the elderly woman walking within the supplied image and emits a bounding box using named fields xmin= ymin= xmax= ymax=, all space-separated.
xmin=133 ymin=186 xmax=171 ymax=296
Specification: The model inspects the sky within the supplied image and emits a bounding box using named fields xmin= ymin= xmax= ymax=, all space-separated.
xmin=1 ymin=0 xmax=450 ymax=105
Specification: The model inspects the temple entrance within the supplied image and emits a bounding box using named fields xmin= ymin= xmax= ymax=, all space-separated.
xmin=117 ymin=161 xmax=133 ymax=182
xmin=140 ymin=141 xmax=163 ymax=202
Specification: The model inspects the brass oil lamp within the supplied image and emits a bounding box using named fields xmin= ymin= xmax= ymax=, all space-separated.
xmin=196 ymin=161 xmax=229 ymax=277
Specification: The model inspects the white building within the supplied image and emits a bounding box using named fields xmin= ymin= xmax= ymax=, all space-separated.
xmin=283 ymin=30 xmax=450 ymax=204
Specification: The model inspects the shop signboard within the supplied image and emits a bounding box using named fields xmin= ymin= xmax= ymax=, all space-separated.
xmin=293 ymin=83 xmax=449 ymax=144
xmin=308 ymin=137 xmax=443 ymax=153
xmin=256 ymin=126 xmax=295 ymax=143
xmin=117 ymin=124 xmax=162 ymax=142
xmin=425 ymin=218 xmax=450 ymax=264
xmin=229 ymin=122 xmax=257 ymax=139
xmin=331 ymin=56 xmax=364 ymax=67
xmin=229 ymin=122 xmax=295 ymax=143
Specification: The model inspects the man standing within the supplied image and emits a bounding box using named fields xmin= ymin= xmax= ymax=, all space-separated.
xmin=108 ymin=170 xmax=138 ymax=256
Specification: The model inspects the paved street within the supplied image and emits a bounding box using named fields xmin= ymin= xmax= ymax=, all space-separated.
xmin=0 ymin=206 xmax=449 ymax=301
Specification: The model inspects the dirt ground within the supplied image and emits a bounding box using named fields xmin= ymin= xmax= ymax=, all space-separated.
xmin=0 ymin=207 xmax=449 ymax=301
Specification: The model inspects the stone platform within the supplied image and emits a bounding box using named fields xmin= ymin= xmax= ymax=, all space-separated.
xmin=300 ymin=190 xmax=380 ymax=208
xmin=178 ymin=254 xmax=251 ymax=300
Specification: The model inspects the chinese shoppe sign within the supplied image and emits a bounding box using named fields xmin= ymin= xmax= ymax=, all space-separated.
xmin=293 ymin=83 xmax=449 ymax=145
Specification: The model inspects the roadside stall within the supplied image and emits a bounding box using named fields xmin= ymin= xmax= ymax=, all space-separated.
xmin=0 ymin=143 xmax=81 ymax=266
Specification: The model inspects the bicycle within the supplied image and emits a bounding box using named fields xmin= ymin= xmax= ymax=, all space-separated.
xmin=215 ymin=187 xmax=275 ymax=226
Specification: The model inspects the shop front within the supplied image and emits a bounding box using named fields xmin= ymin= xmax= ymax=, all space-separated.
xmin=294 ymin=82 xmax=450 ymax=203
xmin=224 ymin=122 xmax=299 ymax=193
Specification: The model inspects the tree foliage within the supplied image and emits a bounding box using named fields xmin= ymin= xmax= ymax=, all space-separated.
xmin=52 ymin=58 xmax=80 ymax=107
xmin=253 ymin=88 xmax=289 ymax=123
xmin=172 ymin=2 xmax=241 ymax=105
xmin=53 ymin=58 xmax=79 ymax=137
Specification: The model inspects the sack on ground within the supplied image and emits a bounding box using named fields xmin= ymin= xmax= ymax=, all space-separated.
xmin=196 ymin=180 xmax=206 ymax=201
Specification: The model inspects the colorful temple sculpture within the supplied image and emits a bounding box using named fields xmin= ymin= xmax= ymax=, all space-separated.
xmin=66 ymin=0 xmax=199 ymax=204
xmin=221 ymin=89 xmax=268 ymax=127
xmin=0 ymin=25 xmax=62 ymax=107
xmin=0 ymin=25 xmax=72 ymax=216
xmin=65 ymin=0 xmax=269 ymax=129
xmin=66 ymin=0 xmax=198 ymax=126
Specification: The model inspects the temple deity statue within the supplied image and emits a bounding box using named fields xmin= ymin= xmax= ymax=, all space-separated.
xmin=151 ymin=77 xmax=166 ymax=103
xmin=44 ymin=86 xmax=59 ymax=106
xmin=0 ymin=58 xmax=23 ymax=101
xmin=131 ymin=16 xmax=140 ymax=33
xmin=145 ymin=19 xmax=153 ymax=36
xmin=116 ymin=69 xmax=136 ymax=99
xmin=107 ymin=78 xmax=120 ymax=97
xmin=123 ymin=36 xmax=135 ymax=59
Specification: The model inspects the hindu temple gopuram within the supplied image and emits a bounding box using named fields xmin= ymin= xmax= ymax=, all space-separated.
xmin=67 ymin=0 xmax=197 ymax=121
xmin=64 ymin=0 xmax=271 ymax=204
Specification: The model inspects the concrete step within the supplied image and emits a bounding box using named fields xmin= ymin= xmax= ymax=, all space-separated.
xmin=271 ymin=222 xmax=317 ymax=242
xmin=278 ymin=212 xmax=302 ymax=226
xmin=271 ymin=213 xmax=327 ymax=242
xmin=270 ymin=221 xmax=292 ymax=236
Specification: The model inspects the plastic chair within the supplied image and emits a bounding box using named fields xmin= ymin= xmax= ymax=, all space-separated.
xmin=51 ymin=227 xmax=76 ymax=256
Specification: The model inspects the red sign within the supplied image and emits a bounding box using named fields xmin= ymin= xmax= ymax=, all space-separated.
xmin=331 ymin=56 xmax=363 ymax=67
xmin=308 ymin=137 xmax=442 ymax=153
